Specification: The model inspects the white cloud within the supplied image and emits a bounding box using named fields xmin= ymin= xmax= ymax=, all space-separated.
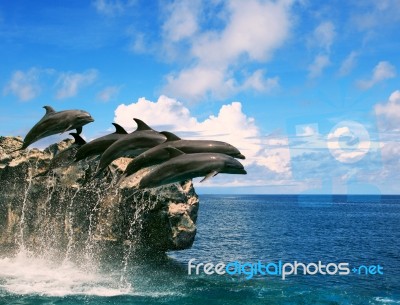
xmin=308 ymin=54 xmax=330 ymax=78
xmin=357 ymin=61 xmax=396 ymax=89
xmin=93 ymin=0 xmax=135 ymax=16
xmin=97 ymin=86 xmax=121 ymax=102
xmin=165 ymin=66 xmax=234 ymax=101
xmin=55 ymin=69 xmax=98 ymax=99
xmin=375 ymin=90 xmax=400 ymax=131
xmin=353 ymin=0 xmax=400 ymax=31
xmin=3 ymin=68 xmax=41 ymax=101
xmin=161 ymin=0 xmax=293 ymax=101
xmin=311 ymin=21 xmax=336 ymax=52
xmin=114 ymin=95 xmax=291 ymax=178
xmin=296 ymin=124 xmax=318 ymax=137
xmin=338 ymin=51 xmax=358 ymax=76
xmin=162 ymin=0 xmax=200 ymax=42
xmin=242 ymin=70 xmax=280 ymax=92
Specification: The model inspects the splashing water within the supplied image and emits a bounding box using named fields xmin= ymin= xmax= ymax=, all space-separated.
xmin=83 ymin=175 xmax=119 ymax=263
xmin=119 ymin=195 xmax=143 ymax=287
xmin=17 ymin=157 xmax=39 ymax=251
xmin=0 ymin=251 xmax=133 ymax=297
xmin=63 ymin=186 xmax=81 ymax=263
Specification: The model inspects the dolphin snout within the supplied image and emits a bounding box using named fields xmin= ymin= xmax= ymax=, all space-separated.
xmin=237 ymin=153 xmax=246 ymax=159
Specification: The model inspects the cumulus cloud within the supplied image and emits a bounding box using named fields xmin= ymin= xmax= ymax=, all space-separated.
xmin=338 ymin=51 xmax=358 ymax=76
xmin=93 ymin=0 xmax=136 ymax=16
xmin=55 ymin=69 xmax=98 ymax=99
xmin=161 ymin=0 xmax=293 ymax=101
xmin=375 ymin=90 xmax=400 ymax=131
xmin=308 ymin=54 xmax=330 ymax=78
xmin=3 ymin=68 xmax=41 ymax=101
xmin=97 ymin=85 xmax=121 ymax=102
xmin=357 ymin=61 xmax=396 ymax=89
xmin=114 ymin=95 xmax=291 ymax=181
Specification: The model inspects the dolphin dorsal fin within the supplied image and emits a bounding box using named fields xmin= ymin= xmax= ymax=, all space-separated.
xmin=160 ymin=131 xmax=181 ymax=141
xmin=43 ymin=106 xmax=56 ymax=115
xmin=133 ymin=118 xmax=153 ymax=131
xmin=112 ymin=123 xmax=128 ymax=134
xmin=164 ymin=147 xmax=184 ymax=158
xmin=69 ymin=133 xmax=86 ymax=145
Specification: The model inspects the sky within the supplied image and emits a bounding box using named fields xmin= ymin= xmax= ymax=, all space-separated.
xmin=1 ymin=0 xmax=400 ymax=194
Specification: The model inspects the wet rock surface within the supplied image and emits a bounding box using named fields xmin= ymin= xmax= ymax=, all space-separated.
xmin=0 ymin=136 xmax=199 ymax=262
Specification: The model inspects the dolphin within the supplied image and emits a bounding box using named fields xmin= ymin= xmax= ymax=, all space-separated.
xmin=16 ymin=106 xmax=94 ymax=151
xmin=118 ymin=146 xmax=182 ymax=184
xmin=94 ymin=118 xmax=166 ymax=176
xmin=120 ymin=131 xmax=245 ymax=181
xmin=34 ymin=133 xmax=86 ymax=178
xmin=74 ymin=123 xmax=128 ymax=163
xmin=138 ymin=151 xmax=247 ymax=189
xmin=158 ymin=132 xmax=245 ymax=159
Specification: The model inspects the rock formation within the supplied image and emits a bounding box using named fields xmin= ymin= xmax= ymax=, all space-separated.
xmin=0 ymin=136 xmax=199 ymax=263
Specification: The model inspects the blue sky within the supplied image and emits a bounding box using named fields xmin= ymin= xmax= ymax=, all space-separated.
xmin=1 ymin=0 xmax=400 ymax=194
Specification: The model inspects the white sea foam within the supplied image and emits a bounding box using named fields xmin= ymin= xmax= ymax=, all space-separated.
xmin=0 ymin=251 xmax=132 ymax=297
xmin=375 ymin=297 xmax=400 ymax=304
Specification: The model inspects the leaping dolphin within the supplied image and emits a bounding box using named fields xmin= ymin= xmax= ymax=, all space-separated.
xmin=93 ymin=118 xmax=166 ymax=177
xmin=138 ymin=151 xmax=247 ymax=189
xmin=120 ymin=131 xmax=245 ymax=181
xmin=16 ymin=106 xmax=94 ymax=151
xmin=34 ymin=133 xmax=86 ymax=178
xmin=74 ymin=123 xmax=128 ymax=163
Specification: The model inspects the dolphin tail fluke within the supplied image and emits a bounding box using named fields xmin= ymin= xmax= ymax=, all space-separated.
xmin=200 ymin=170 xmax=219 ymax=183
xmin=69 ymin=133 xmax=86 ymax=145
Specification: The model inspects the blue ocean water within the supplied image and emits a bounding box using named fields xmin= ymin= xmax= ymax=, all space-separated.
xmin=0 ymin=195 xmax=399 ymax=305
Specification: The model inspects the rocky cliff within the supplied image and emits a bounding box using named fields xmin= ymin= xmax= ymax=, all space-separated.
xmin=0 ymin=136 xmax=199 ymax=263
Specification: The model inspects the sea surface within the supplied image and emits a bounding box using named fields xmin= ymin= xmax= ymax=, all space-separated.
xmin=0 ymin=195 xmax=399 ymax=305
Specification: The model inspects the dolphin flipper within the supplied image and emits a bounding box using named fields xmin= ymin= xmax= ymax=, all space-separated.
xmin=76 ymin=126 xmax=82 ymax=134
xmin=164 ymin=147 xmax=184 ymax=158
xmin=200 ymin=170 xmax=219 ymax=183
